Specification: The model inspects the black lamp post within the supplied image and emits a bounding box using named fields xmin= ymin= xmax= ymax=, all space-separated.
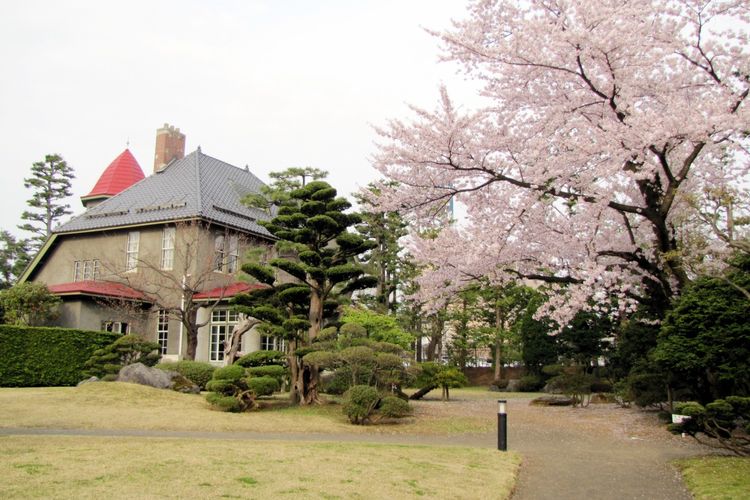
xmin=497 ymin=399 xmax=507 ymax=451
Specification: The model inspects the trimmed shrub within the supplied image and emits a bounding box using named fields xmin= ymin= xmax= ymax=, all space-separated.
xmin=247 ymin=365 xmax=286 ymax=384
xmin=247 ymin=376 xmax=280 ymax=396
xmin=379 ymin=396 xmax=412 ymax=419
xmin=323 ymin=366 xmax=354 ymax=395
xmin=156 ymin=360 xmax=216 ymax=390
xmin=492 ymin=379 xmax=509 ymax=390
xmin=670 ymin=397 xmax=750 ymax=456
xmin=517 ymin=374 xmax=545 ymax=392
xmin=0 ymin=325 xmax=119 ymax=387
xmin=212 ymin=364 xmax=246 ymax=381
xmin=83 ymin=335 xmax=160 ymax=380
xmin=236 ymin=350 xmax=285 ymax=367
xmin=205 ymin=365 xmax=255 ymax=412
xmin=205 ymin=392 xmax=243 ymax=412
xmin=343 ymin=385 xmax=380 ymax=424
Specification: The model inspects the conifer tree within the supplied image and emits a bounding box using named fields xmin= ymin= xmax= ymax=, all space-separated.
xmin=238 ymin=180 xmax=376 ymax=404
xmin=18 ymin=154 xmax=75 ymax=250
xmin=0 ymin=231 xmax=31 ymax=289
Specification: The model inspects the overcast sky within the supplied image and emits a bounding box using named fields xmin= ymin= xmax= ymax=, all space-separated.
xmin=0 ymin=0 xmax=477 ymax=238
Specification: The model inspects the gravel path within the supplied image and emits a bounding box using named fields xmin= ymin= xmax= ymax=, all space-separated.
xmin=1 ymin=395 xmax=707 ymax=499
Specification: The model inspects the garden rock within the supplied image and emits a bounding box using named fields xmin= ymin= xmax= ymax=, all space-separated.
xmin=530 ymin=395 xmax=574 ymax=406
xmin=117 ymin=363 xmax=199 ymax=394
xmin=77 ymin=376 xmax=100 ymax=386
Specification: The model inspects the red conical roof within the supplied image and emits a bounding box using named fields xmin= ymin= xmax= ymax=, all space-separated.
xmin=83 ymin=149 xmax=145 ymax=200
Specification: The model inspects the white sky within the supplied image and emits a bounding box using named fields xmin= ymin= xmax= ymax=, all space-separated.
xmin=0 ymin=0 xmax=477 ymax=238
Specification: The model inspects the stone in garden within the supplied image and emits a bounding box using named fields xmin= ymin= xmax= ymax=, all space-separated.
xmin=117 ymin=362 xmax=174 ymax=389
xmin=77 ymin=376 xmax=100 ymax=386
xmin=530 ymin=395 xmax=574 ymax=406
xmin=116 ymin=363 xmax=200 ymax=393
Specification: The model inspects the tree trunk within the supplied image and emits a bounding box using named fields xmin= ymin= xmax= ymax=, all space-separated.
xmin=494 ymin=340 xmax=503 ymax=381
xmin=224 ymin=317 xmax=259 ymax=365
xmin=409 ymin=384 xmax=437 ymax=400
xmin=289 ymin=345 xmax=321 ymax=405
xmin=185 ymin=327 xmax=198 ymax=360
xmin=308 ymin=289 xmax=323 ymax=341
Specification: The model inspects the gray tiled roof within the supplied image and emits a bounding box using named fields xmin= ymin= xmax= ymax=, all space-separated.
xmin=56 ymin=149 xmax=272 ymax=238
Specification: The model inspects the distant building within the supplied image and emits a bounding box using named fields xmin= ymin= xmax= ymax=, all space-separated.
xmin=20 ymin=124 xmax=282 ymax=363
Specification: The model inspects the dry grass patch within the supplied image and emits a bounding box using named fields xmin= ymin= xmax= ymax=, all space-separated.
xmin=0 ymin=435 xmax=519 ymax=499
xmin=0 ymin=384 xmax=527 ymax=436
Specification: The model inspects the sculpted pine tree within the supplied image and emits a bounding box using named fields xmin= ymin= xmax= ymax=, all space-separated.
xmin=371 ymin=0 xmax=750 ymax=325
xmin=19 ymin=154 xmax=75 ymax=251
xmin=244 ymin=167 xmax=329 ymax=215
xmin=239 ymin=181 xmax=377 ymax=404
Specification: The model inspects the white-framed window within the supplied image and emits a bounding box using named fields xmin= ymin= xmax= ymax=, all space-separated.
xmin=214 ymin=232 xmax=240 ymax=273
xmin=126 ymin=231 xmax=140 ymax=271
xmin=73 ymin=259 xmax=100 ymax=281
xmin=102 ymin=321 xmax=130 ymax=334
xmin=157 ymin=310 xmax=169 ymax=355
xmin=260 ymin=335 xmax=286 ymax=352
xmin=161 ymin=227 xmax=175 ymax=270
xmin=213 ymin=234 xmax=225 ymax=272
xmin=226 ymin=235 xmax=239 ymax=273
xmin=209 ymin=308 xmax=239 ymax=362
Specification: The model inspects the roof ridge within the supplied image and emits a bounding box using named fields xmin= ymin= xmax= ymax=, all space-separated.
xmin=194 ymin=148 xmax=203 ymax=215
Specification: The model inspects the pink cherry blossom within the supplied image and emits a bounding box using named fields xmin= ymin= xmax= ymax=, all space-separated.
xmin=370 ymin=0 xmax=750 ymax=325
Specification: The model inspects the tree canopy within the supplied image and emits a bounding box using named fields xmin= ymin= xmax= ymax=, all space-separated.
xmin=19 ymin=153 xmax=75 ymax=250
xmin=370 ymin=0 xmax=750 ymax=325
xmin=238 ymin=180 xmax=377 ymax=404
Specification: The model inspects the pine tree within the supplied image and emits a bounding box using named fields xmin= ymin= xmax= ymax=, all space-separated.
xmin=18 ymin=154 xmax=75 ymax=250
xmin=0 ymin=231 xmax=31 ymax=289
xmin=238 ymin=180 xmax=377 ymax=404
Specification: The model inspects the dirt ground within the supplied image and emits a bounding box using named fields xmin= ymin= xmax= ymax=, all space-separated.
xmin=409 ymin=396 xmax=706 ymax=499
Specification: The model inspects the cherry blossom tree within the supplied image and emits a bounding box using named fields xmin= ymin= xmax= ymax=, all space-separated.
xmin=371 ymin=0 xmax=750 ymax=325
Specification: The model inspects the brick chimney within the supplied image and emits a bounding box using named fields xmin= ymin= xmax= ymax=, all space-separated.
xmin=153 ymin=123 xmax=185 ymax=172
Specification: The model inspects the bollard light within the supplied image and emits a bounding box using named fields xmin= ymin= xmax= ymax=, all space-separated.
xmin=497 ymin=399 xmax=508 ymax=451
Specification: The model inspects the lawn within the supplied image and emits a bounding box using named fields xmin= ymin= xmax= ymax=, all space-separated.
xmin=675 ymin=456 xmax=750 ymax=500
xmin=0 ymin=435 xmax=519 ymax=499
xmin=0 ymin=383 xmax=522 ymax=436
xmin=0 ymin=383 xmax=520 ymax=499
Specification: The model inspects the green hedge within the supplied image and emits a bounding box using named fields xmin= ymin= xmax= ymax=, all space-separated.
xmin=0 ymin=325 xmax=120 ymax=387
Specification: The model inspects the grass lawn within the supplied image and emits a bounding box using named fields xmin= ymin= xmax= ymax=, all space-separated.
xmin=675 ymin=456 xmax=750 ymax=500
xmin=0 ymin=435 xmax=520 ymax=499
xmin=0 ymin=383 xmax=523 ymax=436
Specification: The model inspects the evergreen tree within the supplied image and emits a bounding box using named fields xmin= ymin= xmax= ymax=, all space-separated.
xmin=354 ymin=185 xmax=409 ymax=314
xmin=18 ymin=154 xmax=75 ymax=250
xmin=0 ymin=231 xmax=31 ymax=289
xmin=239 ymin=180 xmax=376 ymax=404
xmin=244 ymin=166 xmax=328 ymax=215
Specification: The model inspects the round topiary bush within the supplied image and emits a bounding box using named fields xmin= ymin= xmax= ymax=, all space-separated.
xmin=247 ymin=376 xmax=280 ymax=397
xmin=343 ymin=385 xmax=380 ymax=424
xmin=156 ymin=360 xmax=216 ymax=390
xmin=212 ymin=364 xmax=246 ymax=381
xmin=379 ymin=396 xmax=412 ymax=419
xmin=517 ymin=374 xmax=545 ymax=392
